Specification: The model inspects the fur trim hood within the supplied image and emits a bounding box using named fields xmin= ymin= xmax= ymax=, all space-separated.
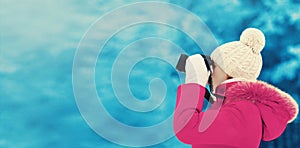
xmin=218 ymin=80 xmax=299 ymax=140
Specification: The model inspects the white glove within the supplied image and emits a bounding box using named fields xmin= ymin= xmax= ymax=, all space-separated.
xmin=185 ymin=54 xmax=210 ymax=86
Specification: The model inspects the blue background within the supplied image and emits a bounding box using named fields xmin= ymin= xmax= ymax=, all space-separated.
xmin=1 ymin=0 xmax=299 ymax=147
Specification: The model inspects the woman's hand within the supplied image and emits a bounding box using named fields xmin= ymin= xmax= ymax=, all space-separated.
xmin=185 ymin=54 xmax=210 ymax=87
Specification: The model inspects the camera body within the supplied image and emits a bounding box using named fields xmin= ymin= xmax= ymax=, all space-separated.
xmin=176 ymin=54 xmax=213 ymax=73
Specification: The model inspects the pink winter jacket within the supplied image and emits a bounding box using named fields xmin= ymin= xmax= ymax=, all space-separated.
xmin=173 ymin=80 xmax=298 ymax=148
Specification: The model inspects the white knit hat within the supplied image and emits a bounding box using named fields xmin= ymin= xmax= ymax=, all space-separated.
xmin=211 ymin=28 xmax=265 ymax=80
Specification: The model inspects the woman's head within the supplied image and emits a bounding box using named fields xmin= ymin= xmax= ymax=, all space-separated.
xmin=210 ymin=28 xmax=266 ymax=87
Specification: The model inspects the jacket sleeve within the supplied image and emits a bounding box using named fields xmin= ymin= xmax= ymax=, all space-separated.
xmin=173 ymin=83 xmax=262 ymax=145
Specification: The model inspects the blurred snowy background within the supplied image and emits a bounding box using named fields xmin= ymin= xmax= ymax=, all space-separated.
xmin=1 ymin=0 xmax=299 ymax=147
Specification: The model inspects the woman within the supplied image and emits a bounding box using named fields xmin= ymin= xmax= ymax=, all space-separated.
xmin=173 ymin=28 xmax=299 ymax=148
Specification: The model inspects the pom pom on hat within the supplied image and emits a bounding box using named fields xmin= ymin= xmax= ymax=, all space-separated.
xmin=211 ymin=28 xmax=266 ymax=80
xmin=240 ymin=28 xmax=265 ymax=54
